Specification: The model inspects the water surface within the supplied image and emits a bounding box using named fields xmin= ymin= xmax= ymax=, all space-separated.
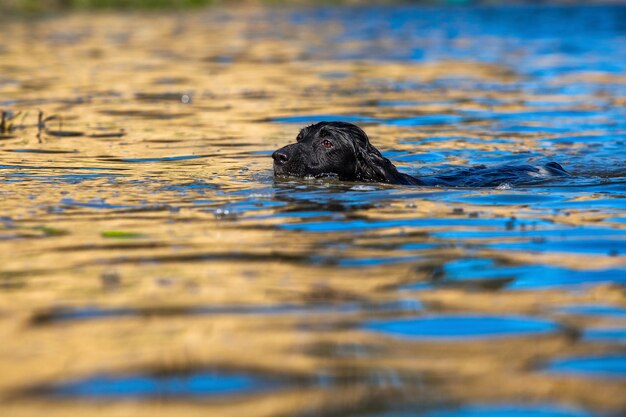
xmin=1 ymin=4 xmax=626 ymax=417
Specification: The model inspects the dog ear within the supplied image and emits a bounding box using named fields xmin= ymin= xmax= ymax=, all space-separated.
xmin=354 ymin=138 xmax=410 ymax=184
xmin=354 ymin=142 xmax=390 ymax=182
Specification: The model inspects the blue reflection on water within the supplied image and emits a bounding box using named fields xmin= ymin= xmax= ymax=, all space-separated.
xmin=488 ymin=239 xmax=624 ymax=256
xmin=289 ymin=5 xmax=626 ymax=83
xmin=280 ymin=217 xmax=533 ymax=233
xmin=363 ymin=315 xmax=559 ymax=340
xmin=556 ymin=304 xmax=626 ymax=318
xmin=271 ymin=115 xmax=377 ymax=124
xmin=403 ymin=259 xmax=626 ymax=290
xmin=116 ymin=155 xmax=206 ymax=163
xmin=547 ymin=355 xmax=626 ymax=379
xmin=422 ymin=404 xmax=595 ymax=417
xmin=584 ymin=328 xmax=626 ymax=344
xmin=48 ymin=371 xmax=281 ymax=398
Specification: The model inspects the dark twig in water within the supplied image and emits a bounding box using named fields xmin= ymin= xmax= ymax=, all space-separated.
xmin=37 ymin=110 xmax=44 ymax=143
xmin=37 ymin=110 xmax=65 ymax=142
xmin=0 ymin=110 xmax=21 ymax=138
xmin=17 ymin=110 xmax=28 ymax=131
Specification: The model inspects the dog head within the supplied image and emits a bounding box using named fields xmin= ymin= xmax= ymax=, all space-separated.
xmin=272 ymin=121 xmax=415 ymax=184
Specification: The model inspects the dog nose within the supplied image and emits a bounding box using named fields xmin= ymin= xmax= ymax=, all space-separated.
xmin=272 ymin=150 xmax=289 ymax=165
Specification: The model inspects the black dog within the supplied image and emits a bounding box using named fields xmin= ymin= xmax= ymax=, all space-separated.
xmin=272 ymin=121 xmax=568 ymax=187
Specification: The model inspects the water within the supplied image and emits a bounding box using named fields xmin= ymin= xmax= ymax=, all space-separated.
xmin=29 ymin=299 xmax=423 ymax=324
xmin=547 ymin=355 xmax=626 ymax=379
xmin=363 ymin=315 xmax=560 ymax=340
xmin=1 ymin=3 xmax=626 ymax=417
xmin=556 ymin=304 xmax=626 ymax=318
xmin=584 ymin=328 xmax=626 ymax=344
xmin=360 ymin=404 xmax=598 ymax=417
xmin=31 ymin=370 xmax=288 ymax=399
xmin=422 ymin=404 xmax=596 ymax=417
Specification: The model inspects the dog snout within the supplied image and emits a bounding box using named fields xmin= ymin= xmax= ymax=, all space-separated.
xmin=272 ymin=148 xmax=290 ymax=166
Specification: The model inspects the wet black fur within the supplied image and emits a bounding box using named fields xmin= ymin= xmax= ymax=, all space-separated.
xmin=272 ymin=121 xmax=568 ymax=187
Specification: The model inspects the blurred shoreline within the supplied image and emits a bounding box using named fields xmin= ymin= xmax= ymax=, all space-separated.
xmin=2 ymin=0 xmax=625 ymax=18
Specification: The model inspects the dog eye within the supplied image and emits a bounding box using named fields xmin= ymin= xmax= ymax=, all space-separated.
xmin=322 ymin=139 xmax=334 ymax=149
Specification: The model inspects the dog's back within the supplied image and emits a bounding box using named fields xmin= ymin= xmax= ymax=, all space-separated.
xmin=419 ymin=162 xmax=569 ymax=187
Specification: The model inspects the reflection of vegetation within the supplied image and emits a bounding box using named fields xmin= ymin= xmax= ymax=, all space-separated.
xmin=35 ymin=226 xmax=69 ymax=237
xmin=1 ymin=0 xmax=421 ymax=14
xmin=3 ymin=0 xmax=216 ymax=13
xmin=101 ymin=230 xmax=145 ymax=239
